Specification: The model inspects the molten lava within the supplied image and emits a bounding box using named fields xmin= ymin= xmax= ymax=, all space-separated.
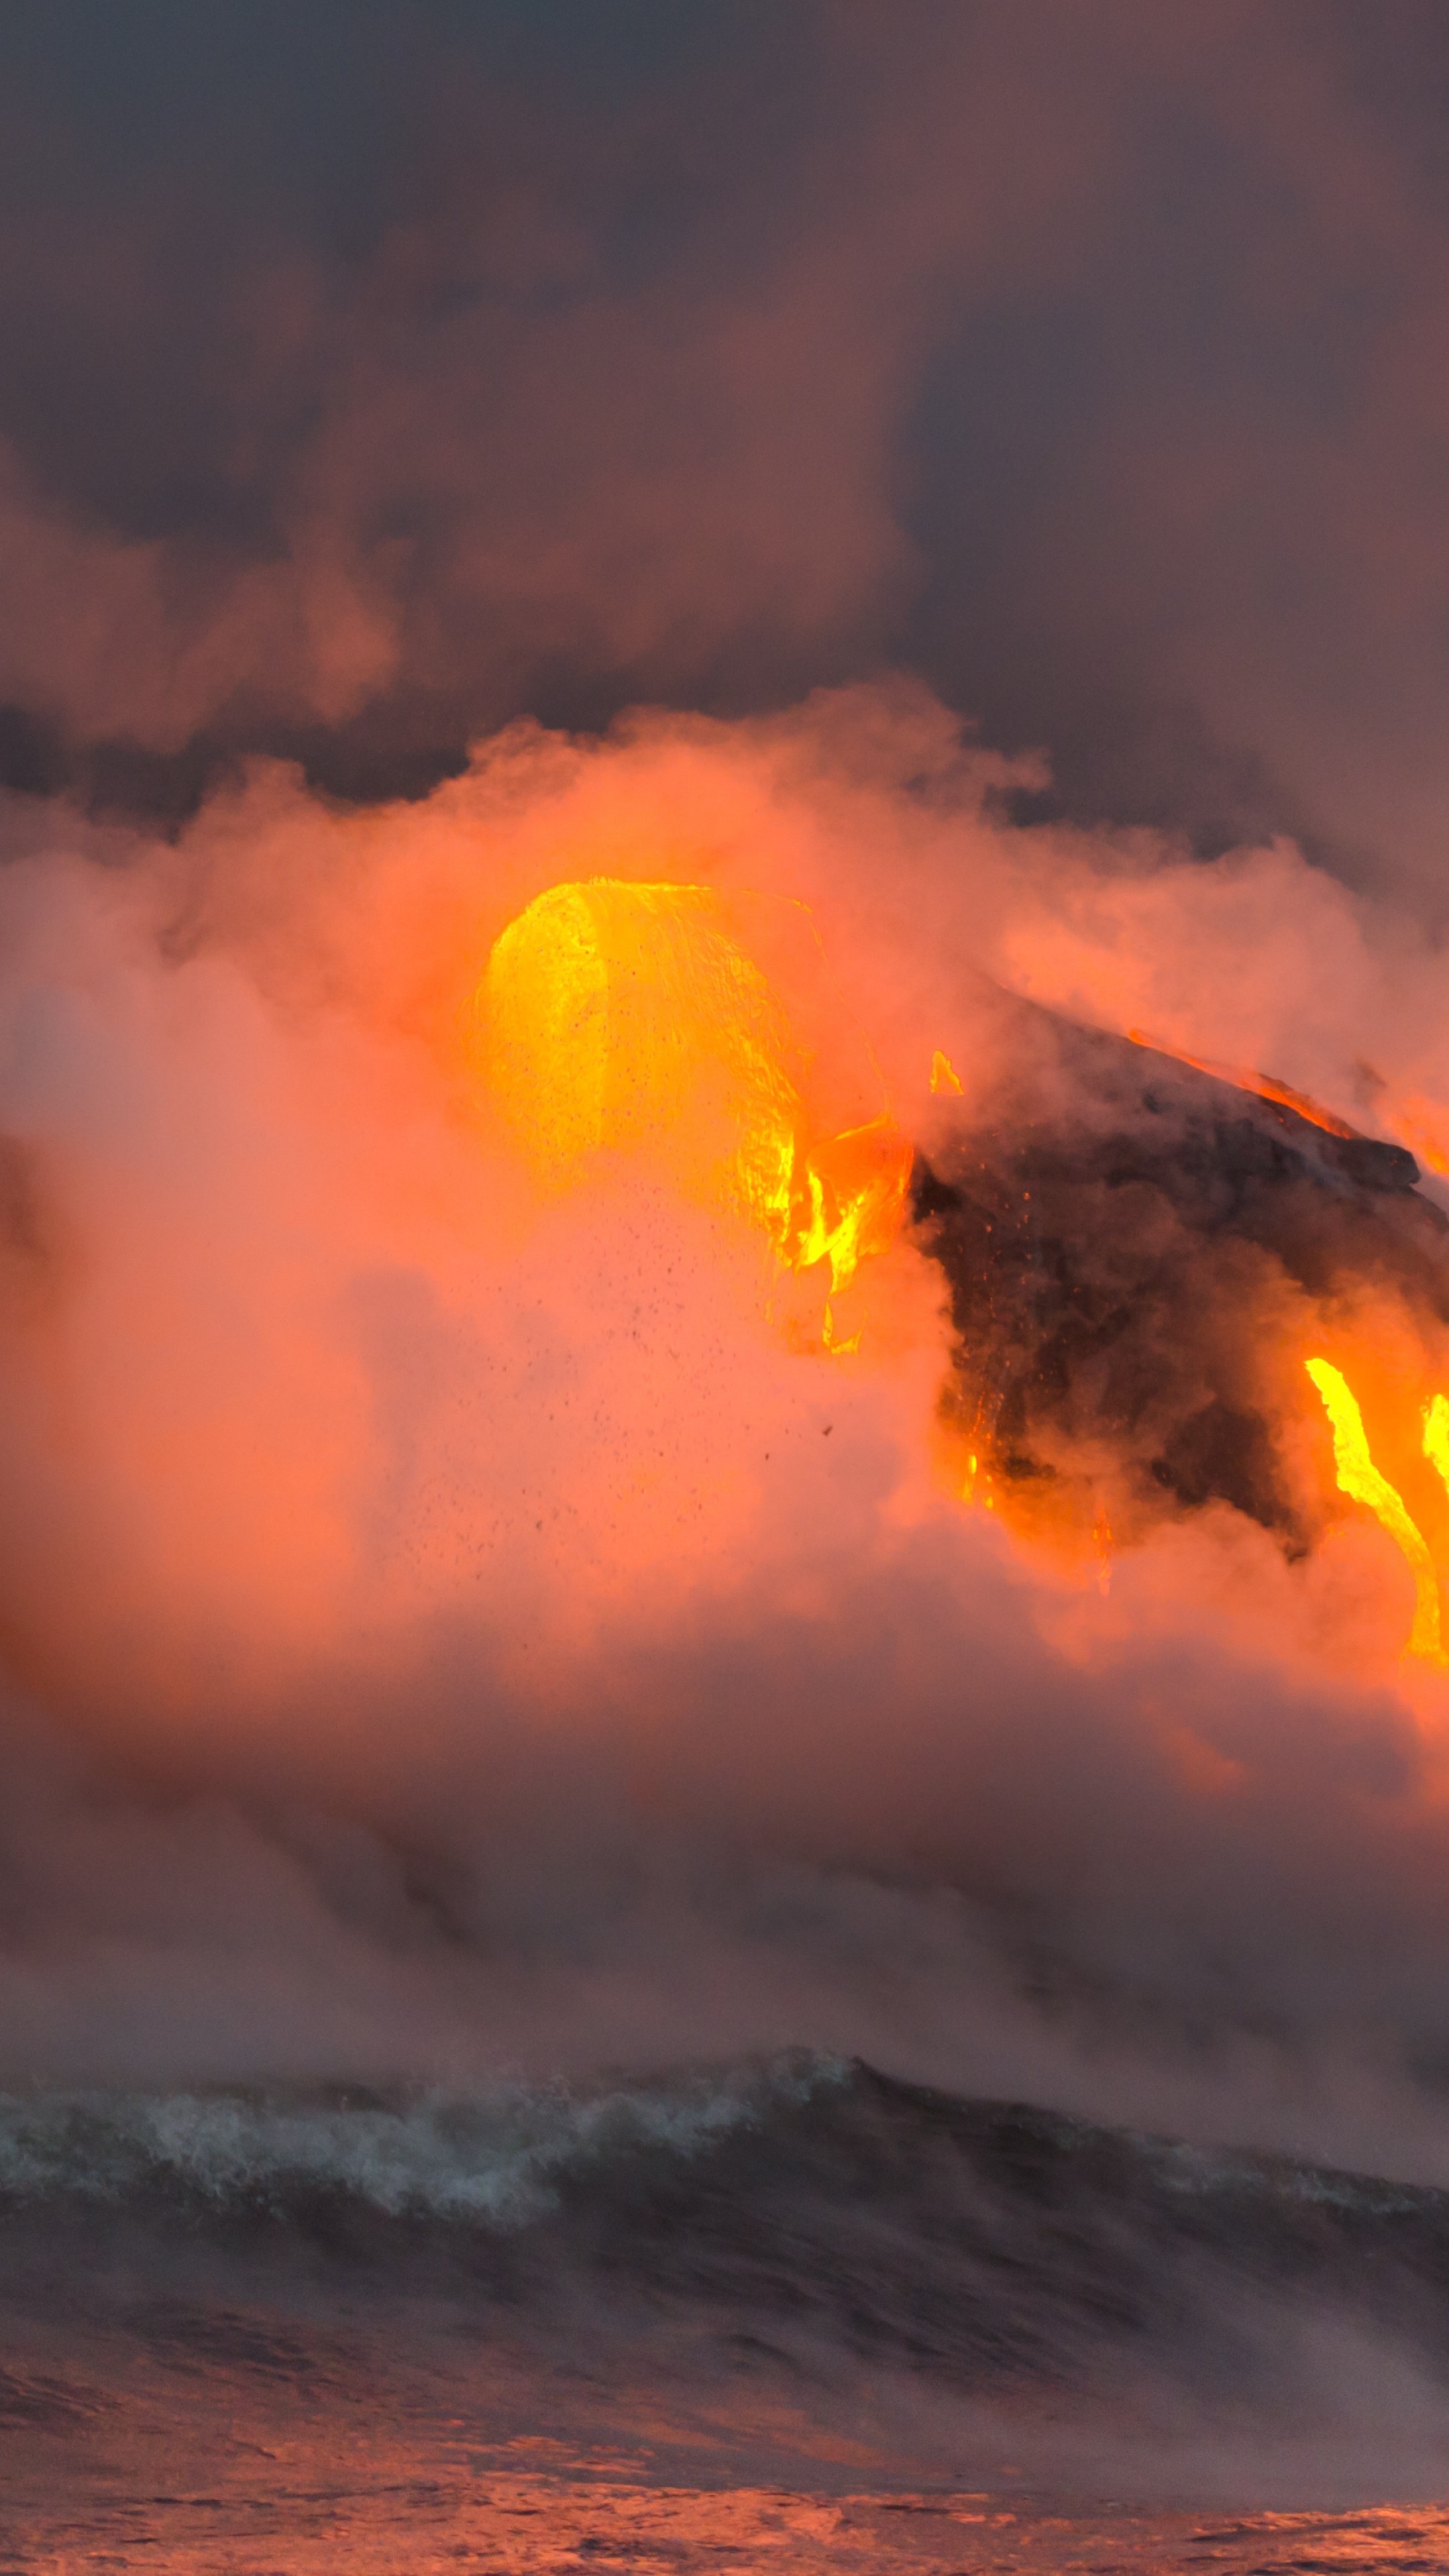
xmin=1128 ymin=1030 xmax=1360 ymax=1139
xmin=1425 ymin=1391 xmax=1449 ymax=1498
xmin=481 ymin=879 xmax=912 ymax=1326
xmin=484 ymin=885 xmax=1449 ymax=1659
xmin=1306 ymin=1357 xmax=1445 ymax=1663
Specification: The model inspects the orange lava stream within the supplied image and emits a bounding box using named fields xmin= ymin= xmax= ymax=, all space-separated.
xmin=1424 ymin=1391 xmax=1449 ymax=1499
xmin=1306 ymin=1356 xmax=1445 ymax=1662
xmin=1127 ymin=1029 xmax=1360 ymax=1139
xmin=482 ymin=887 xmax=1449 ymax=1664
xmin=480 ymin=879 xmax=912 ymax=1338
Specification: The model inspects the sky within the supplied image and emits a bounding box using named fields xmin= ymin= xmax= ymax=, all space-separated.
xmin=8 ymin=3 xmax=1449 ymax=2171
xmin=2 ymin=0 xmax=1449 ymax=883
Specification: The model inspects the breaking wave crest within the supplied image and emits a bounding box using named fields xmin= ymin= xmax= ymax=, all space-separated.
xmin=5 ymin=2053 xmax=1449 ymax=2492
xmin=0 ymin=2051 xmax=1442 ymax=2298
xmin=0 ymin=2049 xmax=845 ymax=2224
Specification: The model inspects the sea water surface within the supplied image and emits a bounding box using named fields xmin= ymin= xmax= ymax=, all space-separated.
xmin=3 ymin=2056 xmax=1447 ymax=2570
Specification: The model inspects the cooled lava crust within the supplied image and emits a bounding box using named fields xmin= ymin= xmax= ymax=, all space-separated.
xmin=912 ymin=1000 xmax=1447 ymax=1546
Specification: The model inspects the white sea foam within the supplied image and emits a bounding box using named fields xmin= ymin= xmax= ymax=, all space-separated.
xmin=0 ymin=2050 xmax=845 ymax=2222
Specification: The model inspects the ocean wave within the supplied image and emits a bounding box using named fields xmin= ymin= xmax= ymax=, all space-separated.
xmin=0 ymin=2047 xmax=846 ymax=2223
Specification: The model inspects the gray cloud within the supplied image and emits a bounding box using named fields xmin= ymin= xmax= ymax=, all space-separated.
xmin=0 ymin=3 xmax=1445 ymax=898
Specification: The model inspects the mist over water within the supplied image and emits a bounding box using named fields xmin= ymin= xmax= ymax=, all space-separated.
xmin=7 ymin=5 xmax=1449 ymax=2559
xmin=4 ymin=700 xmax=1449 ymax=2556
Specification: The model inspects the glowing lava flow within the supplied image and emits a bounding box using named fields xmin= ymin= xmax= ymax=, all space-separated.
xmin=1128 ymin=1030 xmax=1360 ymax=1138
xmin=1306 ymin=1357 xmax=1444 ymax=1662
xmin=482 ymin=879 xmax=912 ymax=1324
xmin=1424 ymin=1391 xmax=1449 ymax=1499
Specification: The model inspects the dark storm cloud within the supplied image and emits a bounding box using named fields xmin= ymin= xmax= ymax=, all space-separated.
xmin=3 ymin=2 xmax=1449 ymax=890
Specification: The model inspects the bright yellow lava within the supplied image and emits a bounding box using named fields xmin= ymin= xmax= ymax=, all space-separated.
xmin=930 ymin=1049 xmax=963 ymax=1096
xmin=482 ymin=878 xmax=911 ymax=1310
xmin=1306 ymin=1356 xmax=1444 ymax=1662
xmin=1424 ymin=1391 xmax=1449 ymax=1498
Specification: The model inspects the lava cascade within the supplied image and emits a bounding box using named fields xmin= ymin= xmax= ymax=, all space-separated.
xmin=481 ymin=878 xmax=912 ymax=1328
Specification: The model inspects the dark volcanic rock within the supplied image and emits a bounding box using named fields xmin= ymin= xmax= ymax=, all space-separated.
xmin=912 ymin=1003 xmax=1449 ymax=1541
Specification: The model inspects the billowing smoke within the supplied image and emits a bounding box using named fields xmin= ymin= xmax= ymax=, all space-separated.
xmin=9 ymin=7 xmax=1449 ymax=2237
xmin=0 ymin=683 xmax=1448 ymax=2204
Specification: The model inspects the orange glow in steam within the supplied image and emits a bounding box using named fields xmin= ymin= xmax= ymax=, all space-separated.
xmin=481 ymin=876 xmax=1449 ymax=1667
xmin=1391 ymin=1093 xmax=1449 ymax=1177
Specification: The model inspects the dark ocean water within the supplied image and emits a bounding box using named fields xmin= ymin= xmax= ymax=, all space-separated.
xmin=3 ymin=2055 xmax=1448 ymax=2569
